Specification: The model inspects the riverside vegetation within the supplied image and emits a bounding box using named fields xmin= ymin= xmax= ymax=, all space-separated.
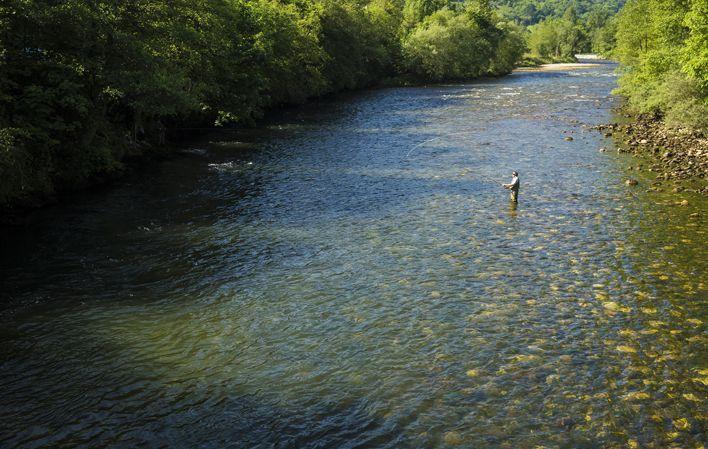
xmin=1 ymin=0 xmax=706 ymax=210
xmin=598 ymin=0 xmax=707 ymax=184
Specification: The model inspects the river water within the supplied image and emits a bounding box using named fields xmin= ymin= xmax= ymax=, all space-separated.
xmin=1 ymin=61 xmax=706 ymax=448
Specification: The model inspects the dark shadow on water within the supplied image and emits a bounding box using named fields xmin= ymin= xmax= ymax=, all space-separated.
xmin=0 ymin=310 xmax=413 ymax=449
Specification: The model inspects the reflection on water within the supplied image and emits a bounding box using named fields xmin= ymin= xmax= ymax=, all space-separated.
xmin=1 ymin=61 xmax=706 ymax=448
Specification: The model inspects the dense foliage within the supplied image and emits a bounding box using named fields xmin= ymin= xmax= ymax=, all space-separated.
xmin=403 ymin=4 xmax=525 ymax=80
xmin=494 ymin=0 xmax=624 ymax=26
xmin=0 ymin=0 xmax=524 ymax=207
xmin=612 ymin=0 xmax=707 ymax=130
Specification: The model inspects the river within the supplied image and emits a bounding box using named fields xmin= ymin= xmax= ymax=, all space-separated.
xmin=1 ymin=60 xmax=706 ymax=448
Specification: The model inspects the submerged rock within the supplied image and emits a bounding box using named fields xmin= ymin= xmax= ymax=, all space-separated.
xmin=443 ymin=431 xmax=463 ymax=445
xmin=558 ymin=416 xmax=577 ymax=429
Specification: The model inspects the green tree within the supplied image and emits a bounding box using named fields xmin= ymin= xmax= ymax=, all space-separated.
xmin=403 ymin=0 xmax=449 ymax=28
xmin=402 ymin=3 xmax=509 ymax=80
xmin=527 ymin=17 xmax=579 ymax=60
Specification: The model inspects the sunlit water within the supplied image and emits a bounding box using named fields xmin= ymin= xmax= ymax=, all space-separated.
xmin=1 ymin=61 xmax=706 ymax=448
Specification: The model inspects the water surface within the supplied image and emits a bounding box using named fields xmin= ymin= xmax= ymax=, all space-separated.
xmin=1 ymin=61 xmax=706 ymax=448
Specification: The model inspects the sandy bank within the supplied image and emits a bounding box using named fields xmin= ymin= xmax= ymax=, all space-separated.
xmin=514 ymin=62 xmax=603 ymax=72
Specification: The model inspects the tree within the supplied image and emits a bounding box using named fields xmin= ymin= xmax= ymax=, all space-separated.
xmin=402 ymin=0 xmax=449 ymax=28
xmin=402 ymin=3 xmax=509 ymax=80
xmin=613 ymin=0 xmax=707 ymax=130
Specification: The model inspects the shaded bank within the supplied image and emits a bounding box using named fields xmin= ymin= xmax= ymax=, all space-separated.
xmin=0 ymin=0 xmax=525 ymax=212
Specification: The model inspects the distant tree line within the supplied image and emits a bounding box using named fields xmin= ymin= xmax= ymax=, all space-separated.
xmin=0 ymin=0 xmax=525 ymax=207
xmin=494 ymin=0 xmax=625 ymax=62
xmin=494 ymin=0 xmax=625 ymax=26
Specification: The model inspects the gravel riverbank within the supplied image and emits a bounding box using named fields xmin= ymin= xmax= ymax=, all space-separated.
xmin=593 ymin=114 xmax=707 ymax=194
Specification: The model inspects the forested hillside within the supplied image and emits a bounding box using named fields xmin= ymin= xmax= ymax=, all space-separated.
xmin=613 ymin=0 xmax=707 ymax=130
xmin=0 ymin=0 xmax=525 ymax=208
xmin=494 ymin=0 xmax=624 ymax=25
xmin=495 ymin=0 xmax=625 ymax=61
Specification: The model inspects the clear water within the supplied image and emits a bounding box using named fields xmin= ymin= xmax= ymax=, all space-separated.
xmin=1 ymin=61 xmax=706 ymax=448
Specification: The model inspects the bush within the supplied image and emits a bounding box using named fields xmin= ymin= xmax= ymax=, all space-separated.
xmin=402 ymin=5 xmax=516 ymax=81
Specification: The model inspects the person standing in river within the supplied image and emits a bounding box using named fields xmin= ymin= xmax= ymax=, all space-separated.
xmin=503 ymin=171 xmax=520 ymax=202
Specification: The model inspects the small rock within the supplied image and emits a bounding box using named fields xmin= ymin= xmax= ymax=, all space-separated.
xmin=640 ymin=139 xmax=648 ymax=144
xmin=625 ymin=179 xmax=639 ymax=186
xmin=564 ymin=136 xmax=573 ymax=141
xmin=599 ymin=148 xmax=606 ymax=152
xmin=680 ymin=200 xmax=689 ymax=206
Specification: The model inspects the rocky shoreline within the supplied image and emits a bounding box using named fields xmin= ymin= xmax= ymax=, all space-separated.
xmin=592 ymin=114 xmax=708 ymax=195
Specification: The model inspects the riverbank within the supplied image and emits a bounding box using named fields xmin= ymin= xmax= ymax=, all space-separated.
xmin=514 ymin=62 xmax=603 ymax=72
xmin=0 ymin=142 xmax=177 ymax=225
xmin=592 ymin=114 xmax=708 ymax=194
xmin=0 ymin=68 xmax=523 ymax=222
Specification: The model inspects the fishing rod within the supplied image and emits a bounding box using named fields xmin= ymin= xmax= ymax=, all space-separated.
xmin=456 ymin=169 xmax=502 ymax=186
xmin=405 ymin=131 xmax=482 ymax=158
xmin=406 ymin=131 xmax=507 ymax=187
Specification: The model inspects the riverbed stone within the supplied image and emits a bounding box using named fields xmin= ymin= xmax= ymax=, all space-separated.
xmin=443 ymin=431 xmax=463 ymax=445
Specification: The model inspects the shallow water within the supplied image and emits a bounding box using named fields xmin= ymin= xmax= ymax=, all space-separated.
xmin=1 ymin=61 xmax=706 ymax=448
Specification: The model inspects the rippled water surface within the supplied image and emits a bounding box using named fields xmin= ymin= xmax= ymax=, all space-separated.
xmin=1 ymin=61 xmax=706 ymax=448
